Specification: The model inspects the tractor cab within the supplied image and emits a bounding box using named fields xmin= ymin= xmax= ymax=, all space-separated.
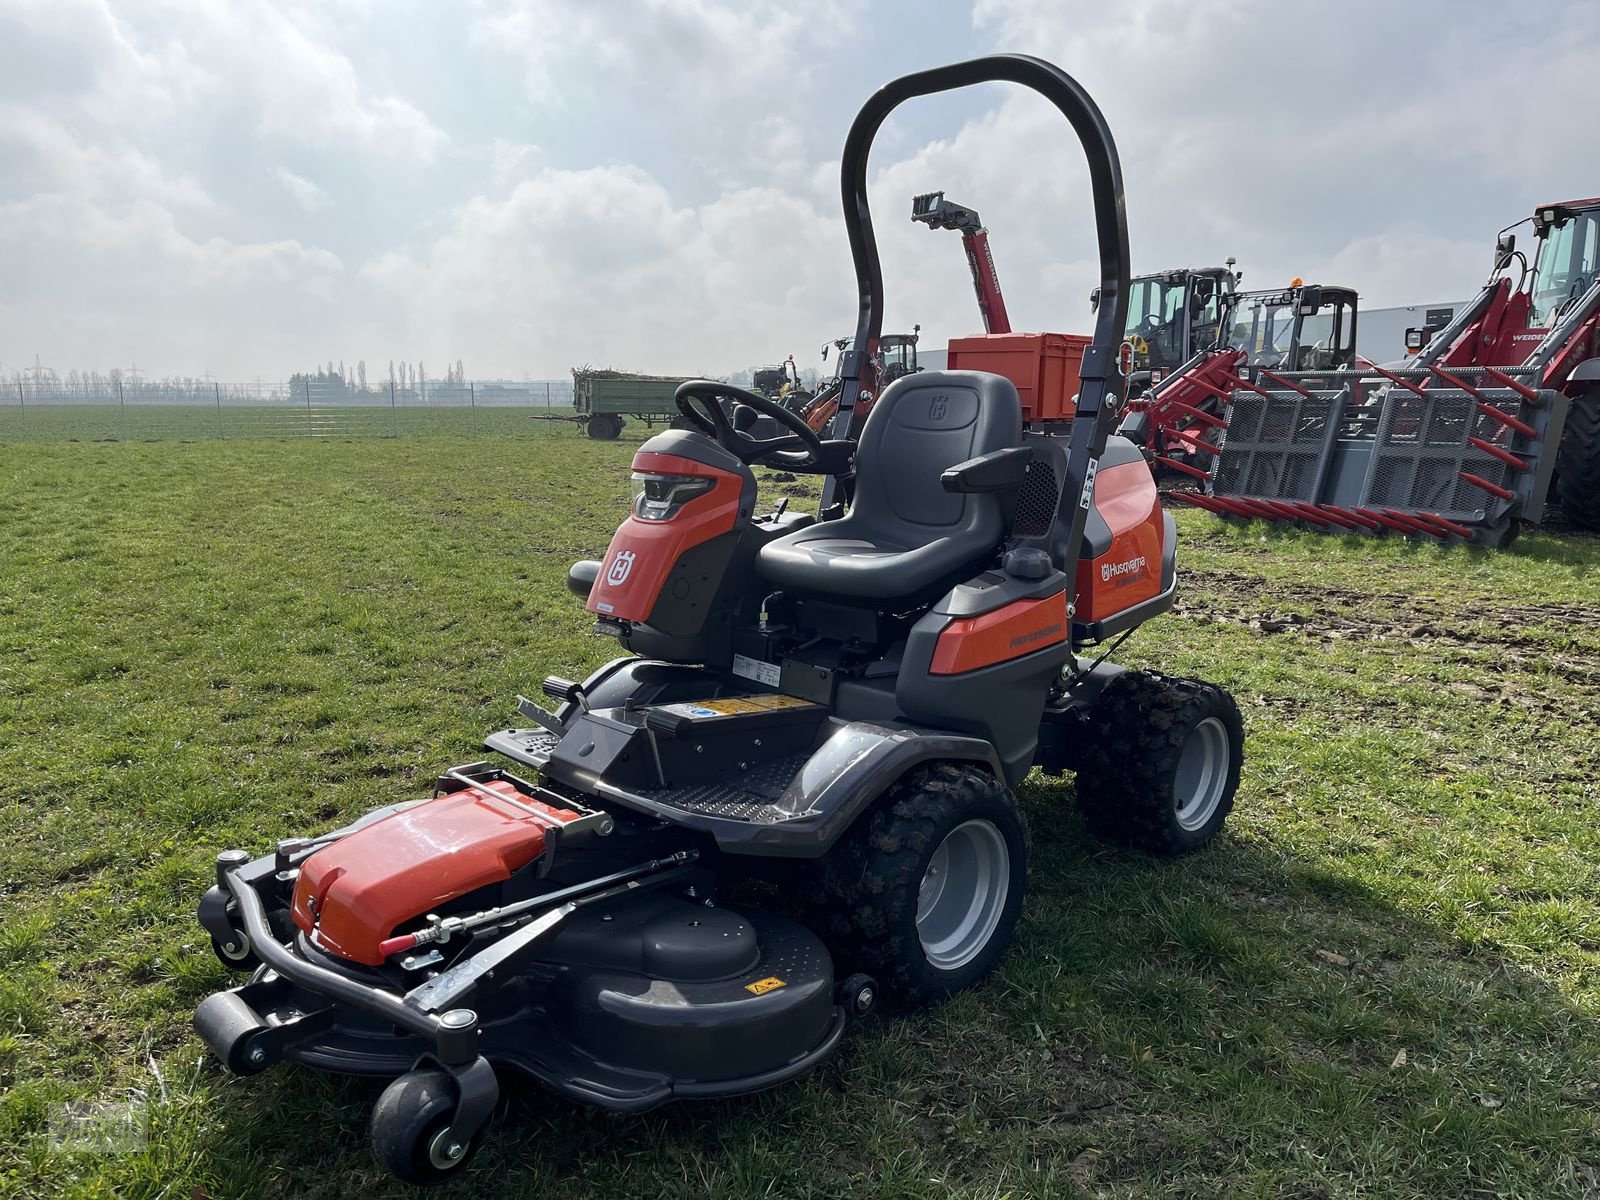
xmin=1527 ymin=201 xmax=1600 ymax=328
xmin=1097 ymin=262 xmax=1241 ymax=394
xmin=879 ymin=329 xmax=921 ymax=383
xmin=750 ymin=358 xmax=809 ymax=409
xmin=1229 ymin=282 xmax=1358 ymax=373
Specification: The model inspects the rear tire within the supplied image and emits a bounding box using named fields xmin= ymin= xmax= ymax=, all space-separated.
xmin=1555 ymin=388 xmax=1600 ymax=531
xmin=1074 ymin=671 xmax=1243 ymax=855
xmin=806 ymin=764 xmax=1028 ymax=1008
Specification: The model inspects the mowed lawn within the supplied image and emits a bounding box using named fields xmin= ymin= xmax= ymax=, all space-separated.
xmin=2 ymin=430 xmax=1599 ymax=1199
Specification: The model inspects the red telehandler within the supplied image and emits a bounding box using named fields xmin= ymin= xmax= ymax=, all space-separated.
xmin=911 ymin=191 xmax=1012 ymax=333
xmin=1182 ymin=198 xmax=1600 ymax=544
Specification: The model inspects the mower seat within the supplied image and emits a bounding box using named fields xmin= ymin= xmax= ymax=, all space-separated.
xmin=756 ymin=371 xmax=1022 ymax=602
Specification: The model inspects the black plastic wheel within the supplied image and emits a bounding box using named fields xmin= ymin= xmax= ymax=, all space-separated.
xmin=370 ymin=1069 xmax=479 ymax=1187
xmin=1555 ymin=388 xmax=1600 ymax=531
xmin=209 ymin=933 xmax=259 ymax=972
xmin=837 ymin=972 xmax=878 ymax=1017
xmin=1074 ymin=671 xmax=1243 ymax=855
xmin=806 ymin=763 xmax=1028 ymax=1008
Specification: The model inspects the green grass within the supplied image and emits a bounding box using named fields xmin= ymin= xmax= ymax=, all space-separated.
xmin=2 ymin=432 xmax=1599 ymax=1199
xmin=0 ymin=403 xmax=586 ymax=443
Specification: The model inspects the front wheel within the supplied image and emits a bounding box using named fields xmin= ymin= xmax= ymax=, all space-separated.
xmin=1555 ymin=388 xmax=1600 ymax=531
xmin=370 ymin=1069 xmax=481 ymax=1187
xmin=1074 ymin=671 xmax=1244 ymax=855
xmin=807 ymin=764 xmax=1028 ymax=1008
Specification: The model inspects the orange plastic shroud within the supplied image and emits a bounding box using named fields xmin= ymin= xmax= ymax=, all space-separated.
xmin=587 ymin=451 xmax=744 ymax=624
xmin=1074 ymin=460 xmax=1164 ymax=622
xmin=290 ymin=781 xmax=581 ymax=966
xmin=929 ymin=591 xmax=1068 ymax=675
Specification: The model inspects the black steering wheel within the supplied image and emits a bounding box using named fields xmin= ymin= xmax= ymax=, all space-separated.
xmin=674 ymin=380 xmax=825 ymax=468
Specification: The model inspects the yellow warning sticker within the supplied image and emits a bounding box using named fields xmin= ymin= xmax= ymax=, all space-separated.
xmin=744 ymin=976 xmax=787 ymax=995
xmin=684 ymin=694 xmax=816 ymax=716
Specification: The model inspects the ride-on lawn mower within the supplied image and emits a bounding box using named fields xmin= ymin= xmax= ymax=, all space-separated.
xmin=193 ymin=55 xmax=1244 ymax=1187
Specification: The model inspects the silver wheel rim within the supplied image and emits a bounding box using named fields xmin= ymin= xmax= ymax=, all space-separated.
xmin=217 ymin=933 xmax=252 ymax=962
xmin=916 ymin=819 xmax=1010 ymax=971
xmin=428 ymin=1127 xmax=465 ymax=1171
xmin=1174 ymin=716 xmax=1229 ymax=831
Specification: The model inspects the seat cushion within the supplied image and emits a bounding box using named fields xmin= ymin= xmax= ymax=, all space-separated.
xmin=756 ymin=528 xmax=982 ymax=600
xmin=755 ymin=371 xmax=1023 ymax=602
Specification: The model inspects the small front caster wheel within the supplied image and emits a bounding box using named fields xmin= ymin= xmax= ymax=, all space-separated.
xmin=370 ymin=1069 xmax=481 ymax=1187
xmin=210 ymin=932 xmax=259 ymax=972
xmin=838 ymin=972 xmax=878 ymax=1017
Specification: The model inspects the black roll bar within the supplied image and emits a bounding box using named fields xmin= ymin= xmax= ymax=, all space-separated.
xmin=826 ymin=53 xmax=1131 ymax=607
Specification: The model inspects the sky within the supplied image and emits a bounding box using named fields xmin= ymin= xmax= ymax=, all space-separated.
xmin=2 ymin=0 xmax=1598 ymax=383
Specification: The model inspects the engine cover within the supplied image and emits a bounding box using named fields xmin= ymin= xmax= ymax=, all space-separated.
xmin=290 ymin=781 xmax=580 ymax=966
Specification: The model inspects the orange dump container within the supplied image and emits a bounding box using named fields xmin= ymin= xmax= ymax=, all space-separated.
xmin=946 ymin=332 xmax=1091 ymax=423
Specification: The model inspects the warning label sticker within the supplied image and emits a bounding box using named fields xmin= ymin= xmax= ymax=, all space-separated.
xmin=662 ymin=694 xmax=816 ymax=719
xmin=744 ymin=976 xmax=787 ymax=995
xmin=732 ymin=653 xmax=782 ymax=687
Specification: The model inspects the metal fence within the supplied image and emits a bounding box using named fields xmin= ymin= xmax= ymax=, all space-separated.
xmin=0 ymin=378 xmax=581 ymax=442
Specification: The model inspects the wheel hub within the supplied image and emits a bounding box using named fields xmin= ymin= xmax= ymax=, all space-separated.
xmin=1174 ymin=716 xmax=1229 ymax=831
xmin=428 ymin=1128 xmax=465 ymax=1171
xmin=915 ymin=819 xmax=1010 ymax=971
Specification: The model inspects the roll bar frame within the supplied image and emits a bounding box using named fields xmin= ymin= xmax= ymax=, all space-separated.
xmin=824 ymin=53 xmax=1131 ymax=610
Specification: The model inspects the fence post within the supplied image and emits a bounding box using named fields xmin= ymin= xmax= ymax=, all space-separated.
xmin=215 ymin=382 xmax=224 ymax=439
xmin=16 ymin=379 xmax=24 ymax=440
xmin=117 ymin=377 xmax=127 ymax=441
xmin=305 ymin=376 xmax=314 ymax=438
xmin=545 ymin=380 xmax=551 ymax=408
xmin=389 ymin=379 xmax=398 ymax=438
xmin=469 ymin=380 xmax=477 ymax=431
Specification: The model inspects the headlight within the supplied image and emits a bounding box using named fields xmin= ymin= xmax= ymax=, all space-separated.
xmin=631 ymin=472 xmax=714 ymax=521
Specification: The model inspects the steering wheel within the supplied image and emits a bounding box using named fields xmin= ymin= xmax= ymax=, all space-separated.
xmin=674 ymin=381 xmax=825 ymax=468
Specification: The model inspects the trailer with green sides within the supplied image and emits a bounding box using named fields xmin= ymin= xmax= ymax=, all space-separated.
xmin=571 ymin=368 xmax=697 ymax=440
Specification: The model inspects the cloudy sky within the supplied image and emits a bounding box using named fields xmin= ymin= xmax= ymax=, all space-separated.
xmin=2 ymin=0 xmax=1597 ymax=382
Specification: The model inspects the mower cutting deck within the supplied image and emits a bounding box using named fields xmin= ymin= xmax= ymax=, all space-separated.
xmin=193 ymin=54 xmax=1245 ymax=1187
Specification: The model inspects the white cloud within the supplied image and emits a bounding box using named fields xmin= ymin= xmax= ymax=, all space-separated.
xmin=361 ymin=164 xmax=851 ymax=374
xmin=470 ymin=0 xmax=863 ymax=108
xmin=3 ymin=0 xmax=1600 ymax=380
xmin=271 ymin=166 xmax=331 ymax=212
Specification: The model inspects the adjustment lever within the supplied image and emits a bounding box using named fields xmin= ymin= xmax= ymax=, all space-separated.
xmin=515 ymin=695 xmax=565 ymax=735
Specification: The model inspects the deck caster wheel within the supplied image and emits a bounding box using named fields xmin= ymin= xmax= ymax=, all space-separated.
xmin=838 ymin=972 xmax=877 ymax=1017
xmin=371 ymin=1069 xmax=482 ymax=1187
xmin=210 ymin=932 xmax=258 ymax=972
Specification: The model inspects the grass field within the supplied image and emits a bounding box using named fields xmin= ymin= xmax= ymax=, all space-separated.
xmin=0 ymin=403 xmax=586 ymax=443
xmin=3 ymin=430 xmax=1599 ymax=1199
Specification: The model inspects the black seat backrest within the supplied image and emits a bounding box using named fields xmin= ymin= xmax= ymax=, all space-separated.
xmin=851 ymin=370 xmax=1022 ymax=544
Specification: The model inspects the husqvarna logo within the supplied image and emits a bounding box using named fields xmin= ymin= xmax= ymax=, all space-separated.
xmin=929 ymin=396 xmax=948 ymax=421
xmin=607 ymin=550 xmax=636 ymax=587
xmin=1101 ymin=555 xmax=1148 ymax=583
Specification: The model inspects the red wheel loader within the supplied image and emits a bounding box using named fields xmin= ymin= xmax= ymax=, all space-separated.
xmin=1182 ymin=199 xmax=1600 ymax=544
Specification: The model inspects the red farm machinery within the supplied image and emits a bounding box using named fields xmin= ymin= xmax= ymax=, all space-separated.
xmin=1173 ymin=198 xmax=1600 ymax=544
xmin=911 ymin=190 xmax=1095 ymax=425
xmin=1122 ymin=281 xmax=1359 ymax=481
